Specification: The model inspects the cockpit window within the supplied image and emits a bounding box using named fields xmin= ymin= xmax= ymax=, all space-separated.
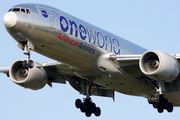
xmin=8 ymin=7 xmax=31 ymax=14
xmin=8 ymin=8 xmax=12 ymax=12
xmin=12 ymin=8 xmax=20 ymax=11
xmin=26 ymin=9 xmax=30 ymax=14
xmin=21 ymin=8 xmax=25 ymax=13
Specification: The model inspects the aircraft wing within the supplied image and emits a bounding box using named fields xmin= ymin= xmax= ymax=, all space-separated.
xmin=114 ymin=54 xmax=180 ymax=64
xmin=0 ymin=61 xmax=114 ymax=99
xmin=111 ymin=53 xmax=180 ymax=78
xmin=42 ymin=61 xmax=75 ymax=84
xmin=0 ymin=67 xmax=10 ymax=77
xmin=0 ymin=67 xmax=9 ymax=73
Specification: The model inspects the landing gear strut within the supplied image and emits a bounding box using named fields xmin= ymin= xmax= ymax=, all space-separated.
xmin=22 ymin=44 xmax=34 ymax=69
xmin=75 ymin=81 xmax=101 ymax=117
xmin=148 ymin=81 xmax=173 ymax=113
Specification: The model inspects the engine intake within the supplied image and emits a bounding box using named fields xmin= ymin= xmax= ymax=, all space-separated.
xmin=139 ymin=50 xmax=179 ymax=82
xmin=9 ymin=60 xmax=48 ymax=90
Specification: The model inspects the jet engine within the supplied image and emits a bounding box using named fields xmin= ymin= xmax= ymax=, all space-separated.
xmin=9 ymin=60 xmax=48 ymax=90
xmin=139 ymin=50 xmax=179 ymax=82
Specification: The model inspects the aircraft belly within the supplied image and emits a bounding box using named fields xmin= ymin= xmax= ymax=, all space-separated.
xmin=164 ymin=92 xmax=180 ymax=106
xmin=93 ymin=71 xmax=155 ymax=97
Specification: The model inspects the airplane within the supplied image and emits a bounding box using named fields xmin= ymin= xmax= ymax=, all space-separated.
xmin=2 ymin=3 xmax=180 ymax=117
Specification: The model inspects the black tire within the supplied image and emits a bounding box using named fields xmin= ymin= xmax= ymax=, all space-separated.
xmin=167 ymin=103 xmax=173 ymax=113
xmin=163 ymin=98 xmax=169 ymax=109
xmin=157 ymin=107 xmax=164 ymax=113
xmin=75 ymin=99 xmax=82 ymax=108
xmin=80 ymin=106 xmax=86 ymax=113
xmin=85 ymin=111 xmax=91 ymax=117
xmin=84 ymin=98 xmax=91 ymax=109
xmin=90 ymin=103 xmax=96 ymax=113
xmin=148 ymin=95 xmax=154 ymax=104
xmin=153 ymin=103 xmax=158 ymax=108
xmin=28 ymin=60 xmax=34 ymax=68
xmin=94 ymin=107 xmax=101 ymax=116
xmin=157 ymin=94 xmax=164 ymax=105
xmin=22 ymin=60 xmax=27 ymax=68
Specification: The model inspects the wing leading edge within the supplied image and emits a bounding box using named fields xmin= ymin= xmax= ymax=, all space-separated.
xmin=0 ymin=61 xmax=114 ymax=99
xmin=109 ymin=52 xmax=180 ymax=78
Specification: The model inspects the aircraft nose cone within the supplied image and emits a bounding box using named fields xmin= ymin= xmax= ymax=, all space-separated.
xmin=4 ymin=12 xmax=17 ymax=28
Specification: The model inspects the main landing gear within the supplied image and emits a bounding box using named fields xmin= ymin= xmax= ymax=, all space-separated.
xmin=75 ymin=81 xmax=101 ymax=117
xmin=22 ymin=44 xmax=34 ymax=69
xmin=148 ymin=94 xmax=173 ymax=113
xmin=147 ymin=81 xmax=173 ymax=113
xmin=75 ymin=97 xmax=101 ymax=117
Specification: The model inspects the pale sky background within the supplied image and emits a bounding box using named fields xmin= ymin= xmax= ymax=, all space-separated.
xmin=1 ymin=0 xmax=180 ymax=120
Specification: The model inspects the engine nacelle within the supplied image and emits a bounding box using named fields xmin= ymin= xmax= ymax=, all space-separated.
xmin=139 ymin=50 xmax=179 ymax=82
xmin=9 ymin=60 xmax=48 ymax=90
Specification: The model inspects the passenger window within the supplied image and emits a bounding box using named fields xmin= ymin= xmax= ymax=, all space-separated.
xmin=12 ymin=8 xmax=20 ymax=12
xmin=21 ymin=8 xmax=25 ymax=13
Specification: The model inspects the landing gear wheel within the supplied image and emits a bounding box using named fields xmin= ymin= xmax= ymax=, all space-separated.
xmin=22 ymin=60 xmax=27 ymax=68
xmin=167 ymin=103 xmax=173 ymax=112
xmin=163 ymin=98 xmax=169 ymax=109
xmin=157 ymin=107 xmax=164 ymax=113
xmin=80 ymin=106 xmax=86 ymax=113
xmin=85 ymin=111 xmax=92 ymax=117
xmin=148 ymin=94 xmax=174 ymax=113
xmin=90 ymin=103 xmax=96 ymax=113
xmin=22 ymin=60 xmax=33 ymax=69
xmin=75 ymin=99 xmax=82 ymax=108
xmin=84 ymin=98 xmax=91 ymax=109
xmin=75 ymin=97 xmax=101 ymax=117
xmin=94 ymin=107 xmax=101 ymax=116
xmin=28 ymin=60 xmax=34 ymax=68
xmin=157 ymin=94 xmax=164 ymax=105
xmin=153 ymin=103 xmax=158 ymax=108
xmin=148 ymin=95 xmax=155 ymax=104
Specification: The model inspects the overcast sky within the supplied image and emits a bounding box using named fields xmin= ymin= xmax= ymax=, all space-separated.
xmin=1 ymin=0 xmax=180 ymax=120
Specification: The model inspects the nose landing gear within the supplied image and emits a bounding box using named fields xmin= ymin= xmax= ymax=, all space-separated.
xmin=22 ymin=44 xmax=34 ymax=69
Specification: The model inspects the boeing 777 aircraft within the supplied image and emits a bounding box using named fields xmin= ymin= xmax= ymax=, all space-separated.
xmin=2 ymin=3 xmax=180 ymax=117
